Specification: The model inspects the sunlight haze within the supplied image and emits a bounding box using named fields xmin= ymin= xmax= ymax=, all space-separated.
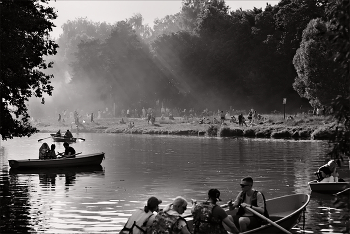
xmin=49 ymin=0 xmax=279 ymax=38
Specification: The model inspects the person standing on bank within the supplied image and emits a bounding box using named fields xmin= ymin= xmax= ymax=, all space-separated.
xmin=120 ymin=196 xmax=162 ymax=234
xmin=192 ymin=189 xmax=240 ymax=234
xmin=228 ymin=177 xmax=267 ymax=232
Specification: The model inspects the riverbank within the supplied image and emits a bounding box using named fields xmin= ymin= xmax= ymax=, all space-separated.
xmin=34 ymin=114 xmax=338 ymax=140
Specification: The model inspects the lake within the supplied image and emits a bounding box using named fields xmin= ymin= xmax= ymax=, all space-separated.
xmin=1 ymin=133 xmax=349 ymax=233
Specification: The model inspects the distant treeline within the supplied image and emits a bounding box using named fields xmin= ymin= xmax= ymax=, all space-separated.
xmin=50 ymin=0 xmax=348 ymax=113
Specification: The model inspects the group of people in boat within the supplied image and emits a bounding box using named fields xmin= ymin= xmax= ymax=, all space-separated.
xmin=39 ymin=141 xmax=76 ymax=159
xmin=120 ymin=177 xmax=268 ymax=234
xmin=54 ymin=129 xmax=73 ymax=138
xmin=315 ymin=159 xmax=344 ymax=183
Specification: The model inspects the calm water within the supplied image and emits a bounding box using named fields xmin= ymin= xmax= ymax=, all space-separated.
xmin=1 ymin=133 xmax=349 ymax=233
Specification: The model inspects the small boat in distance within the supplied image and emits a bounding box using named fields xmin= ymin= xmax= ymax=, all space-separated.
xmin=50 ymin=133 xmax=77 ymax=143
xmin=186 ymin=194 xmax=310 ymax=234
xmin=308 ymin=180 xmax=349 ymax=193
xmin=8 ymin=152 xmax=105 ymax=169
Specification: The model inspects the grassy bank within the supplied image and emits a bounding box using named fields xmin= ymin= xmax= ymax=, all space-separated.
xmin=34 ymin=114 xmax=338 ymax=140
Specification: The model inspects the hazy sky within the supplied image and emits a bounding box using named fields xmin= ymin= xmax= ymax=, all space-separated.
xmin=49 ymin=0 xmax=279 ymax=38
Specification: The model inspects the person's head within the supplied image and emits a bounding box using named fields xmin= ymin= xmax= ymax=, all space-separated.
xmin=41 ymin=143 xmax=49 ymax=149
xmin=171 ymin=196 xmax=188 ymax=214
xmin=63 ymin=142 xmax=69 ymax=148
xmin=51 ymin=144 xmax=56 ymax=150
xmin=208 ymin=189 xmax=222 ymax=203
xmin=66 ymin=130 xmax=70 ymax=132
xmin=145 ymin=196 xmax=162 ymax=213
xmin=240 ymin=177 xmax=253 ymax=191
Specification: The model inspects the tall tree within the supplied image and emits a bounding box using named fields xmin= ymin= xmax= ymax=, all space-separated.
xmin=0 ymin=0 xmax=58 ymax=140
xmin=293 ymin=18 xmax=348 ymax=108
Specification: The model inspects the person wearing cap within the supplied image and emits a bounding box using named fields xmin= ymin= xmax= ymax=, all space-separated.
xmin=147 ymin=196 xmax=191 ymax=234
xmin=120 ymin=196 xmax=162 ymax=234
xmin=228 ymin=177 xmax=267 ymax=232
xmin=191 ymin=189 xmax=240 ymax=234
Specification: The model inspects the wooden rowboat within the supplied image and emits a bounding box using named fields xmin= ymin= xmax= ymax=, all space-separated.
xmin=50 ymin=134 xmax=77 ymax=143
xmin=186 ymin=194 xmax=310 ymax=234
xmin=308 ymin=180 xmax=349 ymax=193
xmin=9 ymin=164 xmax=104 ymax=175
xmin=8 ymin=152 xmax=105 ymax=169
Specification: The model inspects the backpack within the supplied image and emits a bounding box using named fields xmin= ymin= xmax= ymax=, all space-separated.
xmin=192 ymin=202 xmax=227 ymax=234
xmin=236 ymin=191 xmax=269 ymax=224
xmin=147 ymin=211 xmax=186 ymax=234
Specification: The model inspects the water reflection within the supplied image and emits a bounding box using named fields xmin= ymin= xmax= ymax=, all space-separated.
xmin=1 ymin=134 xmax=349 ymax=233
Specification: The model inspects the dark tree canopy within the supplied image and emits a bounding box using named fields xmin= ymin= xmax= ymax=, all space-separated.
xmin=0 ymin=0 xmax=58 ymax=140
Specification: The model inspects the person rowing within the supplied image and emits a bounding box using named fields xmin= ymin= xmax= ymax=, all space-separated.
xmin=58 ymin=142 xmax=76 ymax=158
xmin=64 ymin=129 xmax=73 ymax=138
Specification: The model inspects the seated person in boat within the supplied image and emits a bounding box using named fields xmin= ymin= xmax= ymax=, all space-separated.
xmin=64 ymin=129 xmax=73 ymax=138
xmin=54 ymin=129 xmax=61 ymax=137
xmin=147 ymin=196 xmax=191 ymax=234
xmin=228 ymin=177 xmax=268 ymax=232
xmin=191 ymin=189 xmax=240 ymax=234
xmin=317 ymin=166 xmax=335 ymax=183
xmin=316 ymin=160 xmax=342 ymax=182
xmin=62 ymin=142 xmax=76 ymax=158
xmin=120 ymin=196 xmax=162 ymax=234
xmin=39 ymin=142 xmax=50 ymax=160
xmin=47 ymin=144 xmax=57 ymax=159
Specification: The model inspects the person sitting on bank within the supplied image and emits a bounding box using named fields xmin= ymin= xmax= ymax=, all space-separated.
xmin=147 ymin=196 xmax=191 ymax=234
xmin=47 ymin=144 xmax=57 ymax=159
xmin=61 ymin=142 xmax=76 ymax=158
xmin=192 ymin=189 xmax=240 ymax=234
xmin=120 ymin=196 xmax=162 ymax=234
xmin=228 ymin=177 xmax=267 ymax=232
xmin=39 ymin=142 xmax=50 ymax=160
xmin=64 ymin=129 xmax=73 ymax=138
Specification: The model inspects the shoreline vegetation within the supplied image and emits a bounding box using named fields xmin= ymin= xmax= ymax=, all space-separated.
xmin=34 ymin=113 xmax=339 ymax=140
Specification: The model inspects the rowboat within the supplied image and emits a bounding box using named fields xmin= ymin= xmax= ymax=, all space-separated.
xmin=308 ymin=180 xmax=349 ymax=193
xmin=186 ymin=194 xmax=310 ymax=234
xmin=9 ymin=164 xmax=104 ymax=175
xmin=8 ymin=152 xmax=105 ymax=169
xmin=50 ymin=134 xmax=76 ymax=143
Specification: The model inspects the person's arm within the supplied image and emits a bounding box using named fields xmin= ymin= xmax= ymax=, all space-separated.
xmin=244 ymin=192 xmax=264 ymax=214
xmin=228 ymin=192 xmax=242 ymax=210
xmin=222 ymin=216 xmax=240 ymax=233
xmin=181 ymin=225 xmax=191 ymax=234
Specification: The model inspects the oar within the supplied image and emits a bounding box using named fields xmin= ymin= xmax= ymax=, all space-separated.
xmin=76 ymin=138 xmax=86 ymax=141
xmin=244 ymin=206 xmax=291 ymax=234
xmin=38 ymin=136 xmax=51 ymax=142
xmin=57 ymin=152 xmax=82 ymax=158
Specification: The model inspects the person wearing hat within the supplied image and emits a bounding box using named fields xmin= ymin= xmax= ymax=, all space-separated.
xmin=148 ymin=196 xmax=191 ymax=234
xmin=120 ymin=196 xmax=162 ymax=234
xmin=228 ymin=177 xmax=267 ymax=232
xmin=191 ymin=189 xmax=240 ymax=234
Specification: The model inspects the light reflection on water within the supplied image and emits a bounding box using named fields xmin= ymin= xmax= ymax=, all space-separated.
xmin=0 ymin=133 xmax=349 ymax=233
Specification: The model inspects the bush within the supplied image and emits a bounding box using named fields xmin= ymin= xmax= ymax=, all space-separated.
xmin=256 ymin=128 xmax=272 ymax=138
xmin=207 ymin=125 xmax=219 ymax=136
xmin=243 ymin=129 xmax=256 ymax=137
xmin=271 ymin=129 xmax=292 ymax=138
xmin=311 ymin=127 xmax=336 ymax=140
xmin=219 ymin=126 xmax=233 ymax=137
